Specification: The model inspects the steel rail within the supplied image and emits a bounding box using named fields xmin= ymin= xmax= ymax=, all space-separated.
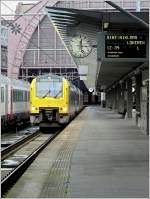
xmin=1 ymin=131 xmax=40 ymax=161
xmin=1 ymin=130 xmax=60 ymax=196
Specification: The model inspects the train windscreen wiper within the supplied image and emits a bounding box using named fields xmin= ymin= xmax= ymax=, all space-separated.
xmin=54 ymin=90 xmax=61 ymax=98
xmin=42 ymin=89 xmax=51 ymax=98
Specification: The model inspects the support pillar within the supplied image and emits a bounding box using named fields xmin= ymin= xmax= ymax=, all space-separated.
xmin=106 ymin=91 xmax=108 ymax=107
xmin=101 ymin=92 xmax=106 ymax=107
xmin=136 ymin=73 xmax=142 ymax=113
xmin=109 ymin=90 xmax=113 ymax=109
xmin=118 ymin=81 xmax=126 ymax=117
xmin=117 ymin=84 xmax=121 ymax=112
xmin=127 ymin=78 xmax=132 ymax=118
xmin=116 ymin=85 xmax=119 ymax=110
xmin=112 ymin=88 xmax=115 ymax=109
xmin=106 ymin=91 xmax=111 ymax=108
xmin=122 ymin=81 xmax=126 ymax=114
xmin=114 ymin=86 xmax=118 ymax=110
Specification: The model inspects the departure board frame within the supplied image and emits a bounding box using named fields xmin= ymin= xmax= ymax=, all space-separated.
xmin=97 ymin=32 xmax=148 ymax=62
xmin=105 ymin=35 xmax=146 ymax=58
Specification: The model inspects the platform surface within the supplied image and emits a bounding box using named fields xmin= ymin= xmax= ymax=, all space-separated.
xmin=6 ymin=106 xmax=149 ymax=198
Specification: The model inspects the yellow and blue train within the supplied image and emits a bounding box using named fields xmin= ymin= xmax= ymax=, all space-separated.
xmin=30 ymin=74 xmax=83 ymax=127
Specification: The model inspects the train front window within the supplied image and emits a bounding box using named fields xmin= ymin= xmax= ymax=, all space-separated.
xmin=36 ymin=77 xmax=62 ymax=98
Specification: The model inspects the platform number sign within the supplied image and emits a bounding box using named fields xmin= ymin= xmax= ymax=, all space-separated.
xmin=105 ymin=35 xmax=146 ymax=58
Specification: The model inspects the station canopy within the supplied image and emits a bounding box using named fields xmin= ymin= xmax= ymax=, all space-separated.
xmin=45 ymin=6 xmax=149 ymax=91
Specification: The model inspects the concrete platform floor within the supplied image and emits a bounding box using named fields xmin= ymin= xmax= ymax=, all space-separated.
xmin=5 ymin=106 xmax=149 ymax=198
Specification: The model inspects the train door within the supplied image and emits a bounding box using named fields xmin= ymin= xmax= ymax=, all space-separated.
xmin=5 ymin=84 xmax=8 ymax=116
xmin=1 ymin=85 xmax=5 ymax=116
xmin=1 ymin=85 xmax=8 ymax=113
xmin=7 ymin=84 xmax=13 ymax=120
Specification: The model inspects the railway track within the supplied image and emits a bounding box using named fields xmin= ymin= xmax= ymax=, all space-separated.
xmin=1 ymin=126 xmax=40 ymax=160
xmin=1 ymin=129 xmax=61 ymax=196
xmin=1 ymin=109 xmax=85 ymax=196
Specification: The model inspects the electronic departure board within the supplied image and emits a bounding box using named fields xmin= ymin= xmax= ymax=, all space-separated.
xmin=105 ymin=35 xmax=146 ymax=58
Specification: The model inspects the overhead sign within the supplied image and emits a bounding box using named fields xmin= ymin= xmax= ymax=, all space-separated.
xmin=105 ymin=35 xmax=146 ymax=58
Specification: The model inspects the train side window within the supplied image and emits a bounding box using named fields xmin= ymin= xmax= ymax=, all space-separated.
xmin=14 ymin=90 xmax=16 ymax=102
xmin=23 ymin=91 xmax=25 ymax=101
xmin=23 ymin=91 xmax=24 ymax=101
xmin=25 ymin=91 xmax=27 ymax=102
xmin=13 ymin=90 xmax=14 ymax=102
xmin=13 ymin=90 xmax=17 ymax=102
xmin=22 ymin=90 xmax=24 ymax=101
xmin=22 ymin=91 xmax=24 ymax=101
xmin=16 ymin=90 xmax=18 ymax=101
xmin=18 ymin=90 xmax=20 ymax=101
xmin=16 ymin=90 xmax=18 ymax=102
xmin=14 ymin=90 xmax=16 ymax=101
xmin=17 ymin=90 xmax=19 ymax=102
xmin=21 ymin=91 xmax=23 ymax=101
xmin=1 ymin=87 xmax=4 ymax=102
xmin=19 ymin=90 xmax=21 ymax=101
xmin=17 ymin=90 xmax=24 ymax=102
xmin=18 ymin=90 xmax=20 ymax=102
xmin=20 ymin=90 xmax=21 ymax=101
xmin=13 ymin=90 xmax=15 ymax=102
xmin=25 ymin=91 xmax=26 ymax=101
xmin=20 ymin=90 xmax=22 ymax=101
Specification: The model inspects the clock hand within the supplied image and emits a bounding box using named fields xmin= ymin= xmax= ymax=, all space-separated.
xmin=79 ymin=38 xmax=82 ymax=49
xmin=70 ymin=44 xmax=89 ymax=47
xmin=71 ymin=44 xmax=89 ymax=47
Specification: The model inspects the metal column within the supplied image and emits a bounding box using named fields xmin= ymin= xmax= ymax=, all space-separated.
xmin=122 ymin=81 xmax=126 ymax=115
xmin=112 ymin=88 xmax=115 ymax=110
xmin=117 ymin=84 xmax=121 ymax=112
xmin=106 ymin=91 xmax=111 ymax=108
xmin=114 ymin=86 xmax=118 ymax=110
xmin=127 ymin=78 xmax=132 ymax=118
xmin=109 ymin=90 xmax=112 ymax=108
xmin=136 ymin=73 xmax=142 ymax=113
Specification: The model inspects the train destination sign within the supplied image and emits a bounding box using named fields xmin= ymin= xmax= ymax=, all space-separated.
xmin=105 ymin=35 xmax=146 ymax=58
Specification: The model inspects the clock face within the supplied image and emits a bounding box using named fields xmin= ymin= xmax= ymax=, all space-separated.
xmin=69 ymin=35 xmax=92 ymax=58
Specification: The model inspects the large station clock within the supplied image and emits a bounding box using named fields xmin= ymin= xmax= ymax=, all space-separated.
xmin=69 ymin=35 xmax=92 ymax=58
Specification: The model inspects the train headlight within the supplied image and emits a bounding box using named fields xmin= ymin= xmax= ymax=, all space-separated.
xmin=62 ymin=107 xmax=67 ymax=112
xmin=31 ymin=106 xmax=36 ymax=111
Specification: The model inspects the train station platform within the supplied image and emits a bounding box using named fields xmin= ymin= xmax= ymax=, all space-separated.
xmin=6 ymin=106 xmax=149 ymax=198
